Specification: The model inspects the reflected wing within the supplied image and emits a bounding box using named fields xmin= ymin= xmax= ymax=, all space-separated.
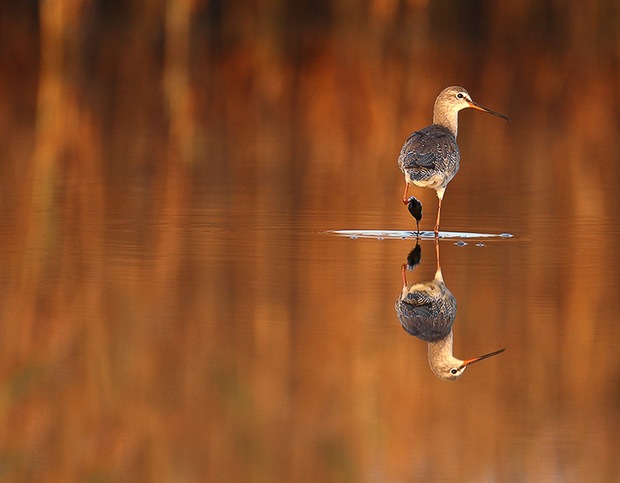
xmin=394 ymin=285 xmax=457 ymax=342
xmin=404 ymin=291 xmax=434 ymax=312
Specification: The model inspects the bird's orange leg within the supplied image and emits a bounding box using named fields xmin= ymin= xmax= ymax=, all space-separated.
xmin=401 ymin=263 xmax=408 ymax=287
xmin=402 ymin=182 xmax=409 ymax=205
xmin=434 ymin=188 xmax=446 ymax=236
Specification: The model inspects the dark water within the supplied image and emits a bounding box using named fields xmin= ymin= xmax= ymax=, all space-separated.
xmin=2 ymin=2 xmax=620 ymax=482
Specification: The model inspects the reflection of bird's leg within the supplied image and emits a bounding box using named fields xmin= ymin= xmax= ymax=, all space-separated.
xmin=434 ymin=188 xmax=446 ymax=235
xmin=401 ymin=263 xmax=408 ymax=288
xmin=402 ymin=182 xmax=409 ymax=205
xmin=433 ymin=237 xmax=444 ymax=282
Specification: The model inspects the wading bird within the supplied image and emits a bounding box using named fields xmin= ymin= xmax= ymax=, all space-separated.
xmin=398 ymin=86 xmax=510 ymax=235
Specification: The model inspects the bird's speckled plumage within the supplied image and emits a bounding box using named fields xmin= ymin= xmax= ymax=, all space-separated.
xmin=395 ymin=267 xmax=456 ymax=343
xmin=398 ymin=124 xmax=459 ymax=194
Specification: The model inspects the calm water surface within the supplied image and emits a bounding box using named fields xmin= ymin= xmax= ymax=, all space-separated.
xmin=197 ymin=189 xmax=620 ymax=481
xmin=3 ymin=164 xmax=620 ymax=481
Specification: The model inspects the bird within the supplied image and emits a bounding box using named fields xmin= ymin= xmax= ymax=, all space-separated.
xmin=395 ymin=239 xmax=505 ymax=380
xmin=398 ymin=86 xmax=510 ymax=235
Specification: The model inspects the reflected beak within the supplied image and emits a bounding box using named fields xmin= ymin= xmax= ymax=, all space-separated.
xmin=460 ymin=348 xmax=506 ymax=369
xmin=468 ymin=101 xmax=511 ymax=121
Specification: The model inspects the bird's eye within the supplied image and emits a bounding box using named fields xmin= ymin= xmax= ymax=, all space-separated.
xmin=450 ymin=368 xmax=458 ymax=375
xmin=456 ymin=93 xmax=464 ymax=99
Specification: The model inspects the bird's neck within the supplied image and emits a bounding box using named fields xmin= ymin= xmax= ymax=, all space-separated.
xmin=433 ymin=110 xmax=459 ymax=137
xmin=428 ymin=330 xmax=461 ymax=372
xmin=428 ymin=330 xmax=453 ymax=358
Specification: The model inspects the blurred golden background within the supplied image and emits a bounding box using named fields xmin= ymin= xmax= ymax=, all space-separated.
xmin=0 ymin=0 xmax=619 ymax=481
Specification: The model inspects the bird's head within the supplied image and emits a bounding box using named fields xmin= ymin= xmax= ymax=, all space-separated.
xmin=436 ymin=86 xmax=511 ymax=121
xmin=430 ymin=347 xmax=506 ymax=381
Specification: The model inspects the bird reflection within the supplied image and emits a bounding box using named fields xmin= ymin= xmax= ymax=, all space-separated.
xmin=395 ymin=240 xmax=504 ymax=380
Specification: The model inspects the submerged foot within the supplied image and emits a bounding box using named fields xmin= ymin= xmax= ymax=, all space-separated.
xmin=407 ymin=196 xmax=422 ymax=227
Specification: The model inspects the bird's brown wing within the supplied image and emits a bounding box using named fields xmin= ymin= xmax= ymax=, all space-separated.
xmin=403 ymin=291 xmax=434 ymax=311
xmin=395 ymin=295 xmax=454 ymax=342
xmin=398 ymin=126 xmax=458 ymax=181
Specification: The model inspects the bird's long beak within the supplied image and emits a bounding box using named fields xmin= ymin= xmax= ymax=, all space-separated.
xmin=459 ymin=348 xmax=505 ymax=369
xmin=468 ymin=101 xmax=511 ymax=121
